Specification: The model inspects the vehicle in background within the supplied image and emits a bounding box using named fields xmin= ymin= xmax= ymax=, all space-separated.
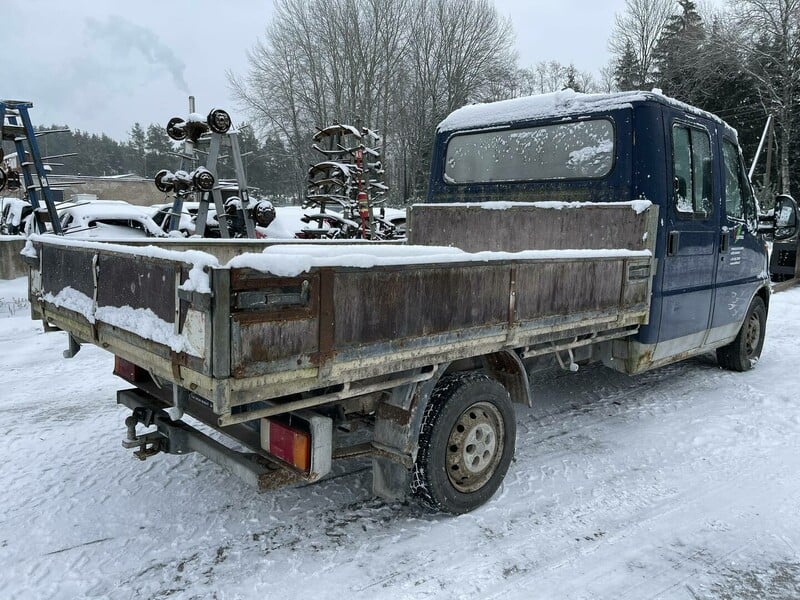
xmin=149 ymin=202 xmax=217 ymax=237
xmin=0 ymin=198 xmax=31 ymax=235
xmin=58 ymin=202 xmax=167 ymax=239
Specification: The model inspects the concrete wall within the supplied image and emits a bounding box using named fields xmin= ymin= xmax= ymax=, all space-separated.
xmin=49 ymin=176 xmax=163 ymax=206
xmin=0 ymin=238 xmax=27 ymax=280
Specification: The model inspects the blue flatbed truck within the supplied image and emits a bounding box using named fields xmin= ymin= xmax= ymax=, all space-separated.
xmin=27 ymin=91 xmax=798 ymax=514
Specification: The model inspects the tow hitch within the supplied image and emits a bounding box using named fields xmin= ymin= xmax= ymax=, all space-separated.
xmin=123 ymin=407 xmax=166 ymax=460
xmin=116 ymin=388 xmax=311 ymax=490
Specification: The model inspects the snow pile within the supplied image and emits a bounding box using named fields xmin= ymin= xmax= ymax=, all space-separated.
xmin=43 ymin=287 xmax=96 ymax=323
xmin=257 ymin=206 xmax=311 ymax=239
xmin=20 ymin=240 xmax=37 ymax=259
xmin=227 ymin=244 xmax=465 ymax=276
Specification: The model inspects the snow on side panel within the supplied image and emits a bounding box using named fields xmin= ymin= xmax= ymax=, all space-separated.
xmin=226 ymin=244 xmax=650 ymax=277
xmin=95 ymin=305 xmax=200 ymax=356
xmin=43 ymin=286 xmax=201 ymax=356
xmin=418 ymin=200 xmax=653 ymax=213
xmin=44 ymin=287 xmax=96 ymax=324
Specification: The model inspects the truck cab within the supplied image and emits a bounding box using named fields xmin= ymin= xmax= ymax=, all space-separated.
xmin=429 ymin=90 xmax=775 ymax=373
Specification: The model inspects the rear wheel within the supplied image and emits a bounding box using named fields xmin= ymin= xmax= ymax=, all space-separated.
xmin=717 ymin=296 xmax=766 ymax=372
xmin=412 ymin=372 xmax=516 ymax=514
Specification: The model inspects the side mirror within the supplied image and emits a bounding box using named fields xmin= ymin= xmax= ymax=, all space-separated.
xmin=772 ymin=194 xmax=799 ymax=240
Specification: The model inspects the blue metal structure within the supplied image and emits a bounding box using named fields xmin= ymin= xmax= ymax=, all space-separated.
xmin=1 ymin=100 xmax=62 ymax=234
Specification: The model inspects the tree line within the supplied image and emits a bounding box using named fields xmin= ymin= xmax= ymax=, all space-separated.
xmin=1 ymin=122 xmax=295 ymax=200
xmin=609 ymin=0 xmax=800 ymax=198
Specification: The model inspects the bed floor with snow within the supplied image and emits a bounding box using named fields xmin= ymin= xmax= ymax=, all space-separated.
xmin=1 ymin=275 xmax=799 ymax=599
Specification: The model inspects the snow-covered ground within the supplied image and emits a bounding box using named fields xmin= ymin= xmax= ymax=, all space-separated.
xmin=2 ymin=275 xmax=799 ymax=600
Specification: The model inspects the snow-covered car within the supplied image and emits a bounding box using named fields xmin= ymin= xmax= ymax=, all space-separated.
xmin=58 ymin=202 xmax=167 ymax=239
xmin=150 ymin=202 xmax=199 ymax=236
xmin=1 ymin=198 xmax=33 ymax=235
xmin=381 ymin=206 xmax=407 ymax=236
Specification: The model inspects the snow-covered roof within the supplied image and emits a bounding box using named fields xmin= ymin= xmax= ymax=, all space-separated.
xmin=63 ymin=203 xmax=153 ymax=221
xmin=437 ymin=89 xmax=726 ymax=133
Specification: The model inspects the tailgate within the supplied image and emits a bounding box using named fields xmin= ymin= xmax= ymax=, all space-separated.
xmin=28 ymin=238 xmax=218 ymax=393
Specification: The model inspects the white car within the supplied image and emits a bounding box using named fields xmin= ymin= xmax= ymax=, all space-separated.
xmin=0 ymin=198 xmax=31 ymax=235
xmin=58 ymin=202 xmax=167 ymax=239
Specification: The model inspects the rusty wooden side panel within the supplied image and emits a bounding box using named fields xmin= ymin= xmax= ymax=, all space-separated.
xmin=332 ymin=265 xmax=510 ymax=347
xmin=40 ymin=245 xmax=95 ymax=299
xmin=515 ymin=260 xmax=625 ymax=318
xmin=408 ymin=203 xmax=653 ymax=252
xmin=231 ymin=319 xmax=319 ymax=377
xmin=34 ymin=241 xmax=211 ymax=377
xmin=96 ymin=253 xmax=180 ymax=323
xmin=229 ymin=271 xmax=320 ymax=377
xmin=224 ymin=255 xmax=651 ymax=382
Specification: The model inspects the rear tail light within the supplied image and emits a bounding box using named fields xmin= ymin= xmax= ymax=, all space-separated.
xmin=261 ymin=413 xmax=332 ymax=478
xmin=261 ymin=418 xmax=311 ymax=471
xmin=114 ymin=356 xmax=148 ymax=383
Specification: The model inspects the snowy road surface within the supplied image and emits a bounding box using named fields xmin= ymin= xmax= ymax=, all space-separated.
xmin=2 ymin=275 xmax=799 ymax=600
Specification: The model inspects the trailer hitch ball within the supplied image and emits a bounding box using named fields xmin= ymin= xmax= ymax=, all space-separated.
xmin=125 ymin=415 xmax=139 ymax=442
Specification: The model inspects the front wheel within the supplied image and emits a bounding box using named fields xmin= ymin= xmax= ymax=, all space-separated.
xmin=412 ymin=372 xmax=516 ymax=514
xmin=717 ymin=296 xmax=767 ymax=372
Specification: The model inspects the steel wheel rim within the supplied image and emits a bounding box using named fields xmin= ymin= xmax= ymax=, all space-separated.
xmin=446 ymin=401 xmax=505 ymax=493
xmin=745 ymin=311 xmax=761 ymax=356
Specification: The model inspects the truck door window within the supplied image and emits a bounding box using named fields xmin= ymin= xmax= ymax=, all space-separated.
xmin=722 ymin=140 xmax=744 ymax=220
xmin=672 ymin=124 xmax=713 ymax=218
xmin=722 ymin=139 xmax=758 ymax=223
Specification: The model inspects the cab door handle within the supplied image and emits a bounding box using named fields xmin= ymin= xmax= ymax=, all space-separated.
xmin=667 ymin=231 xmax=680 ymax=256
xmin=720 ymin=226 xmax=730 ymax=253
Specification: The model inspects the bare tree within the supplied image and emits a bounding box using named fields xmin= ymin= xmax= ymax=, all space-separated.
xmin=727 ymin=0 xmax=800 ymax=193
xmin=609 ymin=0 xmax=674 ymax=87
xmin=599 ymin=64 xmax=618 ymax=92
xmin=232 ymin=0 xmax=516 ymax=202
xmin=230 ymin=0 xmax=412 ymax=200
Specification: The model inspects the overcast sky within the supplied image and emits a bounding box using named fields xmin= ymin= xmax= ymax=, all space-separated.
xmin=5 ymin=0 xmax=720 ymax=142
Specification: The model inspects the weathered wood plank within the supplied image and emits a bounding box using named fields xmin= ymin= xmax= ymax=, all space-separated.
xmin=408 ymin=203 xmax=652 ymax=252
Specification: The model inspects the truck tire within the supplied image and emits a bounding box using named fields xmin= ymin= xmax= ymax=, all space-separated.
xmin=717 ymin=296 xmax=766 ymax=372
xmin=412 ymin=372 xmax=516 ymax=514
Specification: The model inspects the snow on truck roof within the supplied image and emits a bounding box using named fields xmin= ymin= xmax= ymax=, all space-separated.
xmin=437 ymin=89 xmax=727 ymax=133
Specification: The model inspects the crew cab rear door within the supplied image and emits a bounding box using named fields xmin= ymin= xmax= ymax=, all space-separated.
xmin=654 ymin=115 xmax=718 ymax=359
xmin=707 ymin=137 xmax=765 ymax=343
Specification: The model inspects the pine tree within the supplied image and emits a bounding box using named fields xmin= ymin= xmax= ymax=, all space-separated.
xmin=127 ymin=123 xmax=147 ymax=176
xmin=652 ymin=0 xmax=705 ymax=101
xmin=614 ymin=42 xmax=643 ymax=90
xmin=564 ymin=64 xmax=584 ymax=93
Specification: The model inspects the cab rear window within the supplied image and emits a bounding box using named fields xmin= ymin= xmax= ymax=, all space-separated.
xmin=444 ymin=119 xmax=615 ymax=183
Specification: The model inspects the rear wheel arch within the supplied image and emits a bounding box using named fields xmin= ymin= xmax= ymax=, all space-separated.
xmin=406 ymin=351 xmax=529 ymax=453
